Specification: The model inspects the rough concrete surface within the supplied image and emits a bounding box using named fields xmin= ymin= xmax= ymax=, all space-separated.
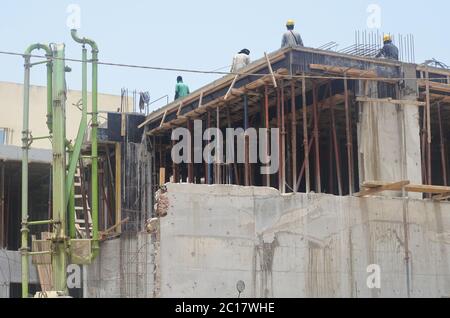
xmin=89 ymin=183 xmax=450 ymax=298
xmin=159 ymin=184 xmax=450 ymax=298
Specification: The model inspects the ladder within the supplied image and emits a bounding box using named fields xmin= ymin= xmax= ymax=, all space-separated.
xmin=74 ymin=161 xmax=93 ymax=239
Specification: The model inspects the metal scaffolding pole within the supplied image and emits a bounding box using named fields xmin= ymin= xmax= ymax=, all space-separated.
xmin=291 ymin=81 xmax=297 ymax=193
xmin=344 ymin=76 xmax=354 ymax=195
xmin=302 ymin=76 xmax=310 ymax=193
xmin=312 ymin=82 xmax=321 ymax=193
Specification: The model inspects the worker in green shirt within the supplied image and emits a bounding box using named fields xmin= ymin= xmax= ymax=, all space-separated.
xmin=175 ymin=76 xmax=190 ymax=100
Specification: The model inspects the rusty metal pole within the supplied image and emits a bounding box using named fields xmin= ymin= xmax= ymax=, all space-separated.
xmin=187 ymin=119 xmax=194 ymax=183
xmin=206 ymin=111 xmax=212 ymax=184
xmin=421 ymin=108 xmax=428 ymax=185
xmin=171 ymin=132 xmax=179 ymax=183
xmin=216 ymin=106 xmax=222 ymax=184
xmin=328 ymin=130 xmax=334 ymax=194
xmin=244 ymin=94 xmax=250 ymax=186
xmin=281 ymin=81 xmax=286 ymax=194
xmin=302 ymin=75 xmax=310 ymax=193
xmin=425 ymin=71 xmax=432 ymax=187
xmin=330 ymin=92 xmax=343 ymax=196
xmin=291 ymin=80 xmax=297 ymax=193
xmin=437 ymin=102 xmax=447 ymax=186
xmin=312 ymin=82 xmax=321 ymax=193
xmin=264 ymin=85 xmax=270 ymax=187
xmin=344 ymin=76 xmax=354 ymax=194
xmin=276 ymin=87 xmax=282 ymax=191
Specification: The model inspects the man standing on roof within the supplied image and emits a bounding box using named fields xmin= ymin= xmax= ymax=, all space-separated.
xmin=231 ymin=49 xmax=251 ymax=73
xmin=174 ymin=76 xmax=190 ymax=100
xmin=376 ymin=35 xmax=399 ymax=60
xmin=281 ymin=19 xmax=304 ymax=48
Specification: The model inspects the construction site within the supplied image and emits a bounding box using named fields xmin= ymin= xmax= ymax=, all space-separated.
xmin=1 ymin=13 xmax=450 ymax=298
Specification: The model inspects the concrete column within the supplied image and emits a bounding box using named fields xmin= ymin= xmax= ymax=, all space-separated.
xmin=358 ymin=64 xmax=422 ymax=198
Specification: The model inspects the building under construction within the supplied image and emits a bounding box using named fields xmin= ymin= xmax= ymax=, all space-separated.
xmin=1 ymin=40 xmax=450 ymax=298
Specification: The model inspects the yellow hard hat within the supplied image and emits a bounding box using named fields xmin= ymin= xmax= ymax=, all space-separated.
xmin=383 ymin=34 xmax=392 ymax=42
xmin=286 ymin=19 xmax=295 ymax=27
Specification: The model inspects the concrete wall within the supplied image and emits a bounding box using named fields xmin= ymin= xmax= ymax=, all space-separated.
xmin=0 ymin=249 xmax=39 ymax=298
xmin=358 ymin=64 xmax=422 ymax=198
xmin=157 ymin=184 xmax=450 ymax=298
xmin=88 ymin=183 xmax=450 ymax=298
xmin=0 ymin=81 xmax=130 ymax=149
xmin=87 ymin=233 xmax=155 ymax=298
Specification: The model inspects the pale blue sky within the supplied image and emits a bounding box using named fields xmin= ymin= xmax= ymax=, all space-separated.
xmin=1 ymin=0 xmax=449 ymax=111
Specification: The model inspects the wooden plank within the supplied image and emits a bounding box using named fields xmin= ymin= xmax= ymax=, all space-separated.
xmin=418 ymin=79 xmax=450 ymax=94
xmin=138 ymin=51 xmax=287 ymax=128
xmin=356 ymin=97 xmax=426 ymax=106
xmin=417 ymin=65 xmax=450 ymax=77
xmin=265 ymin=52 xmax=278 ymax=88
xmin=355 ymin=180 xmax=410 ymax=197
xmin=310 ymin=64 xmax=377 ymax=78
xmin=159 ymin=168 xmax=166 ymax=186
xmin=120 ymin=113 xmax=126 ymax=137
xmin=224 ymin=75 xmax=239 ymax=101
xmin=160 ymin=110 xmax=168 ymax=127
xmin=405 ymin=184 xmax=450 ymax=194
xmin=100 ymin=217 xmax=130 ymax=240
xmin=176 ymin=101 xmax=183 ymax=117
xmin=362 ymin=181 xmax=450 ymax=194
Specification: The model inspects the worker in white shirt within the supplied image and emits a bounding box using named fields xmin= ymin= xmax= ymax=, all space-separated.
xmin=231 ymin=49 xmax=251 ymax=73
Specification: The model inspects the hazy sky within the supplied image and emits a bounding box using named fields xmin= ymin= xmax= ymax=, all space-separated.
xmin=1 ymin=0 xmax=449 ymax=111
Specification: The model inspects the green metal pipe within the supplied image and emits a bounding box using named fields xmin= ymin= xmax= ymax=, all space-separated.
xmin=51 ymin=44 xmax=68 ymax=294
xmin=91 ymin=49 xmax=99 ymax=252
xmin=28 ymin=220 xmax=57 ymax=226
xmin=24 ymin=43 xmax=53 ymax=134
xmin=21 ymin=43 xmax=52 ymax=298
xmin=68 ymin=144 xmax=76 ymax=239
xmin=21 ymin=55 xmax=30 ymax=298
xmin=70 ymin=29 xmax=99 ymax=254
xmin=29 ymin=251 xmax=52 ymax=256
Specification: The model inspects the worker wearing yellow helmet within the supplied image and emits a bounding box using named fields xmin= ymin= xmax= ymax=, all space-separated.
xmin=281 ymin=19 xmax=304 ymax=48
xmin=376 ymin=34 xmax=399 ymax=60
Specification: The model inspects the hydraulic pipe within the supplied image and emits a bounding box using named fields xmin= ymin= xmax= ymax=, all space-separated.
xmin=21 ymin=43 xmax=52 ymax=298
xmin=51 ymin=44 xmax=68 ymax=294
xmin=68 ymin=144 xmax=76 ymax=239
xmin=70 ymin=29 xmax=99 ymax=253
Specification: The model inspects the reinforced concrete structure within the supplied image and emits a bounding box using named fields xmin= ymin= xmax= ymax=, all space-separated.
xmin=2 ymin=45 xmax=450 ymax=298
xmin=84 ymin=46 xmax=450 ymax=298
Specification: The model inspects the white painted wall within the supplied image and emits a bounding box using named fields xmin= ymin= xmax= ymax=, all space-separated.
xmin=0 ymin=81 xmax=130 ymax=149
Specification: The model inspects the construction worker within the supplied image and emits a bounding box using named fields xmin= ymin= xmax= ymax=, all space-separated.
xmin=376 ymin=34 xmax=399 ymax=60
xmin=281 ymin=19 xmax=304 ymax=48
xmin=231 ymin=49 xmax=251 ymax=73
xmin=174 ymin=76 xmax=190 ymax=100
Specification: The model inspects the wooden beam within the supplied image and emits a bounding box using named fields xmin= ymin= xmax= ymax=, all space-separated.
xmin=310 ymin=64 xmax=377 ymax=78
xmin=265 ymin=52 xmax=278 ymax=88
xmin=159 ymin=167 xmax=166 ymax=186
xmin=160 ymin=110 xmax=168 ymax=128
xmin=361 ymin=181 xmax=450 ymax=194
xmin=138 ymin=51 xmax=287 ymax=129
xmin=418 ymin=80 xmax=450 ymax=94
xmin=224 ymin=75 xmax=239 ymax=101
xmin=355 ymin=181 xmax=410 ymax=197
xmin=100 ymin=217 xmax=130 ymax=240
xmin=356 ymin=97 xmax=426 ymax=106
xmin=176 ymin=101 xmax=183 ymax=117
